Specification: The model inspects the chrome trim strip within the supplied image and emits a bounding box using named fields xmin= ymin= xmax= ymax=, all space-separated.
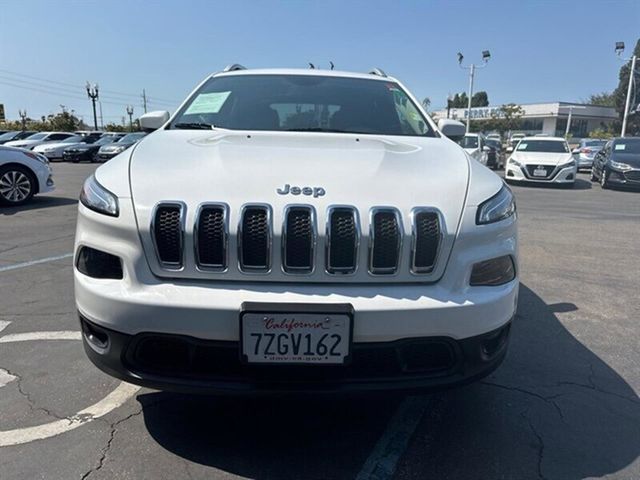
xmin=281 ymin=205 xmax=316 ymax=275
xmin=237 ymin=203 xmax=272 ymax=273
xmin=325 ymin=205 xmax=360 ymax=275
xmin=368 ymin=207 xmax=403 ymax=276
xmin=194 ymin=202 xmax=229 ymax=272
xmin=150 ymin=201 xmax=186 ymax=271
xmin=409 ymin=207 xmax=444 ymax=275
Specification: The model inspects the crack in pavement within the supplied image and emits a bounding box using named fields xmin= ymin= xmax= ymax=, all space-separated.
xmin=2 ymin=367 xmax=67 ymax=421
xmin=79 ymin=397 xmax=168 ymax=480
xmin=521 ymin=409 xmax=548 ymax=480
xmin=480 ymin=381 xmax=567 ymax=424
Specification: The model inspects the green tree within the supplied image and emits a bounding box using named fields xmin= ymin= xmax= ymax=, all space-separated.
xmin=481 ymin=104 xmax=524 ymax=135
xmin=585 ymin=92 xmax=616 ymax=107
xmin=612 ymin=38 xmax=640 ymax=136
xmin=471 ymin=91 xmax=489 ymax=107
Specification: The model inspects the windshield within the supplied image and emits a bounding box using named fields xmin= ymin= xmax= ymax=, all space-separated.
xmin=459 ymin=136 xmax=479 ymax=148
xmin=584 ymin=140 xmax=606 ymax=148
xmin=94 ymin=136 xmax=117 ymax=145
xmin=61 ymin=135 xmax=84 ymax=143
xmin=25 ymin=133 xmax=47 ymax=140
xmin=486 ymin=139 xmax=501 ymax=149
xmin=0 ymin=131 xmax=19 ymax=141
xmin=516 ymin=140 xmax=569 ymax=153
xmin=119 ymin=133 xmax=146 ymax=143
xmin=170 ymin=74 xmax=435 ymax=137
xmin=613 ymin=139 xmax=640 ymax=154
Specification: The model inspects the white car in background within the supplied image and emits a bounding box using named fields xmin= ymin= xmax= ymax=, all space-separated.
xmin=459 ymin=133 xmax=488 ymax=165
xmin=74 ymin=66 xmax=518 ymax=395
xmin=505 ymin=136 xmax=576 ymax=187
xmin=33 ymin=134 xmax=97 ymax=161
xmin=0 ymin=145 xmax=54 ymax=205
xmin=4 ymin=131 xmax=76 ymax=150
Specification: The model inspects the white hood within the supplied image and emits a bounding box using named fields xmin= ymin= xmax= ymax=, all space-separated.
xmin=511 ymin=151 xmax=573 ymax=166
xmin=119 ymin=130 xmax=471 ymax=283
xmin=33 ymin=141 xmax=83 ymax=153
xmin=4 ymin=139 xmax=43 ymax=148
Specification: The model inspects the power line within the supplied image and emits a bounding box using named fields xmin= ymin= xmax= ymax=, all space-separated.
xmin=0 ymin=68 xmax=180 ymax=106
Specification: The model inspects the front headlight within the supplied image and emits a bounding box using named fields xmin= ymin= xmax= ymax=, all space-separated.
xmin=476 ymin=185 xmax=516 ymax=225
xmin=112 ymin=145 xmax=126 ymax=153
xmin=508 ymin=157 xmax=521 ymax=167
xmin=557 ymin=159 xmax=576 ymax=169
xmin=21 ymin=151 xmax=49 ymax=164
xmin=80 ymin=174 xmax=119 ymax=217
xmin=610 ymin=160 xmax=632 ymax=171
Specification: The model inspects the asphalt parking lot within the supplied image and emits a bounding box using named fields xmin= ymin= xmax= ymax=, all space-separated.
xmin=1 ymin=164 xmax=639 ymax=479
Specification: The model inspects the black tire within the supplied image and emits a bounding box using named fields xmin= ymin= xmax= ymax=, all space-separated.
xmin=0 ymin=165 xmax=36 ymax=206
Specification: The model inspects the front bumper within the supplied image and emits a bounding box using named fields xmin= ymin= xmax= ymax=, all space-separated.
xmin=606 ymin=168 xmax=640 ymax=188
xmin=505 ymin=163 xmax=576 ymax=184
xmin=64 ymin=150 xmax=94 ymax=162
xmin=97 ymin=152 xmax=120 ymax=161
xmin=80 ymin=314 xmax=512 ymax=395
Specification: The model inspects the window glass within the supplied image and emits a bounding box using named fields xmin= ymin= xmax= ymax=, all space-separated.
xmin=613 ymin=139 xmax=640 ymax=153
xmin=516 ymin=140 xmax=569 ymax=153
xmin=459 ymin=135 xmax=479 ymax=148
xmin=170 ymin=74 xmax=435 ymax=137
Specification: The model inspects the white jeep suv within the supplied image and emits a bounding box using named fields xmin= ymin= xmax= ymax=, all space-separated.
xmin=74 ymin=67 xmax=518 ymax=394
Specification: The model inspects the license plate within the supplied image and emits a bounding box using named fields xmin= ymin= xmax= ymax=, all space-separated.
xmin=240 ymin=305 xmax=352 ymax=365
xmin=533 ymin=168 xmax=547 ymax=177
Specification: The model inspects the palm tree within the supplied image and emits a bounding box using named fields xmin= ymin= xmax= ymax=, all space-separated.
xmin=422 ymin=97 xmax=431 ymax=111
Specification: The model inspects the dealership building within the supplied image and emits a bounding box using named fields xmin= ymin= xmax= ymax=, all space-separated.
xmin=431 ymin=102 xmax=618 ymax=138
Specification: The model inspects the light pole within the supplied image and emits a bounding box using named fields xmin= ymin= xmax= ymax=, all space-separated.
xmin=615 ymin=41 xmax=637 ymax=138
xmin=458 ymin=50 xmax=491 ymax=133
xmin=86 ymin=82 xmax=99 ymax=131
xmin=563 ymin=105 xmax=586 ymax=138
xmin=447 ymin=94 xmax=453 ymax=119
xmin=126 ymin=105 xmax=134 ymax=132
xmin=18 ymin=109 xmax=27 ymax=130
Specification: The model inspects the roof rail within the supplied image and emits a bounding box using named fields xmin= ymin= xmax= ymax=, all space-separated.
xmin=223 ymin=64 xmax=247 ymax=72
xmin=369 ymin=68 xmax=387 ymax=77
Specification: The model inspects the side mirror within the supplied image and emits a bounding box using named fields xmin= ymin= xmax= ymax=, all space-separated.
xmin=437 ymin=119 xmax=465 ymax=142
xmin=139 ymin=111 xmax=170 ymax=131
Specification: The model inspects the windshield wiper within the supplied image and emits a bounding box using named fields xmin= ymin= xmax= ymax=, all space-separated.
xmin=173 ymin=122 xmax=215 ymax=130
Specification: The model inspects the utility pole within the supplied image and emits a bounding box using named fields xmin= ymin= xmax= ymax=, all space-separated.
xmin=126 ymin=105 xmax=134 ymax=131
xmin=86 ymin=82 xmax=99 ymax=131
xmin=18 ymin=109 xmax=27 ymax=130
xmin=616 ymin=41 xmax=638 ymax=137
xmin=457 ymin=50 xmax=491 ymax=133
xmin=99 ymin=102 xmax=104 ymax=130
xmin=141 ymin=89 xmax=148 ymax=113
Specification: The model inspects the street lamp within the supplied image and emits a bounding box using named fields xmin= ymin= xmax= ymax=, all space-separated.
xmin=126 ymin=105 xmax=134 ymax=132
xmin=458 ymin=50 xmax=491 ymax=133
xmin=86 ymin=82 xmax=100 ymax=131
xmin=615 ymin=41 xmax=637 ymax=138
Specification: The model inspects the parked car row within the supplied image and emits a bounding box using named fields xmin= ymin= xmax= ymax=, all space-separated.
xmin=458 ymin=133 xmax=505 ymax=169
xmin=0 ymin=130 xmax=147 ymax=163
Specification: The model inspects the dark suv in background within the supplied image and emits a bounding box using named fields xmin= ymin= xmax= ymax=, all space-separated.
xmin=591 ymin=137 xmax=640 ymax=189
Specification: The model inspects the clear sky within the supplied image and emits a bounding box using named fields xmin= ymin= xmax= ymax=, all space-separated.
xmin=1 ymin=0 xmax=638 ymax=125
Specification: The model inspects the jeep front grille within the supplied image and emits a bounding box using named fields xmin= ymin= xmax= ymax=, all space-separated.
xmin=411 ymin=209 xmax=441 ymax=273
xmin=326 ymin=207 xmax=359 ymax=274
xmin=150 ymin=204 xmax=444 ymax=279
xmin=195 ymin=204 xmax=227 ymax=270
xmin=369 ymin=208 xmax=402 ymax=275
xmin=282 ymin=206 xmax=315 ymax=273
xmin=238 ymin=205 xmax=271 ymax=272
xmin=152 ymin=203 xmax=184 ymax=268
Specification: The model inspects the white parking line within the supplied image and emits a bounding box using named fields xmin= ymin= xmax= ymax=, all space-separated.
xmin=0 ymin=321 xmax=11 ymax=334
xmin=0 ymin=331 xmax=81 ymax=343
xmin=0 ymin=253 xmax=73 ymax=273
xmin=0 ymin=369 xmax=17 ymax=388
xmin=356 ymin=396 xmax=430 ymax=480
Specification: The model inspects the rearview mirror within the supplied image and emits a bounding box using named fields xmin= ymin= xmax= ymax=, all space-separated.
xmin=139 ymin=111 xmax=170 ymax=131
xmin=437 ymin=119 xmax=465 ymax=142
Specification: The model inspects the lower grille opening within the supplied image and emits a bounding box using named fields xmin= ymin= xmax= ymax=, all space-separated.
xmin=125 ymin=334 xmax=460 ymax=382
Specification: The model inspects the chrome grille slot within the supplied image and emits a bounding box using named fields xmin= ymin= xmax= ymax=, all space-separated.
xmin=411 ymin=209 xmax=440 ymax=274
xmin=238 ymin=205 xmax=271 ymax=272
xmin=282 ymin=206 xmax=315 ymax=273
xmin=152 ymin=203 xmax=184 ymax=268
xmin=195 ymin=204 xmax=228 ymax=270
xmin=369 ymin=208 xmax=402 ymax=275
xmin=326 ymin=207 xmax=359 ymax=274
